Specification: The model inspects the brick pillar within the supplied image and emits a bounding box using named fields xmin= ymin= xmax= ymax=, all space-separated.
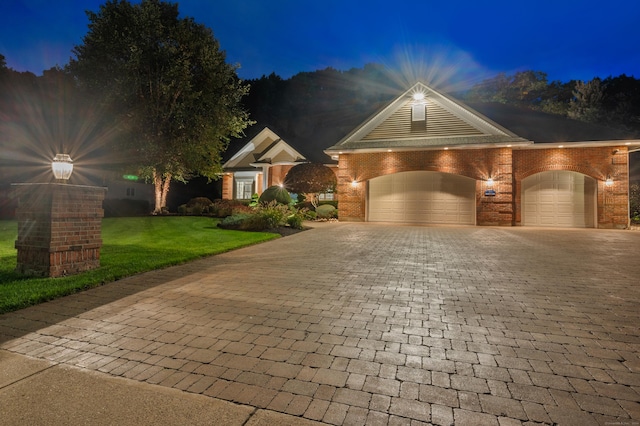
xmin=221 ymin=174 xmax=233 ymax=200
xmin=476 ymin=148 xmax=514 ymax=226
xmin=12 ymin=183 xmax=107 ymax=277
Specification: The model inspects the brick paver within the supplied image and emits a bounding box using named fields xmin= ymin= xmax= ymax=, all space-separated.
xmin=1 ymin=223 xmax=640 ymax=425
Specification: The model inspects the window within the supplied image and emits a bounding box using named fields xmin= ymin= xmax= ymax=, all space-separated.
xmin=126 ymin=187 xmax=135 ymax=197
xmin=318 ymin=191 xmax=334 ymax=201
xmin=236 ymin=180 xmax=253 ymax=199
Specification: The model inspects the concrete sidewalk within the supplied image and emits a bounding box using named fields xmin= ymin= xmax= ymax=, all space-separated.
xmin=0 ymin=350 xmax=319 ymax=425
xmin=1 ymin=223 xmax=639 ymax=425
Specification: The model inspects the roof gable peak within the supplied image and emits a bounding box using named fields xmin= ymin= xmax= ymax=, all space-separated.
xmin=326 ymin=82 xmax=530 ymax=153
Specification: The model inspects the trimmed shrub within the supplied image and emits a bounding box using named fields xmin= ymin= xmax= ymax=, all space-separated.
xmin=316 ymin=204 xmax=336 ymax=219
xmin=209 ymin=199 xmax=247 ymax=217
xmin=217 ymin=213 xmax=252 ymax=229
xmin=239 ymin=214 xmax=270 ymax=231
xmin=258 ymin=186 xmax=292 ymax=205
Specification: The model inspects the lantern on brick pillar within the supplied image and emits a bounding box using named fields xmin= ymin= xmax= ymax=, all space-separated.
xmin=52 ymin=154 xmax=73 ymax=181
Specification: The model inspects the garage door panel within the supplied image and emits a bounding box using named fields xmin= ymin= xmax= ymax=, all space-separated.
xmin=557 ymin=204 xmax=582 ymax=214
xmin=522 ymin=171 xmax=595 ymax=228
xmin=368 ymin=171 xmax=476 ymax=225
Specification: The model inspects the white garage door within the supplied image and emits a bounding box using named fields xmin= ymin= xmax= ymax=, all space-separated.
xmin=368 ymin=171 xmax=476 ymax=225
xmin=522 ymin=171 xmax=596 ymax=228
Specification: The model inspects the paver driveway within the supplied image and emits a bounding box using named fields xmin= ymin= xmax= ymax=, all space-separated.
xmin=1 ymin=223 xmax=640 ymax=425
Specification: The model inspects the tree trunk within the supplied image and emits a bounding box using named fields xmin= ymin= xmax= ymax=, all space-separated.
xmin=308 ymin=193 xmax=319 ymax=209
xmin=152 ymin=169 xmax=172 ymax=214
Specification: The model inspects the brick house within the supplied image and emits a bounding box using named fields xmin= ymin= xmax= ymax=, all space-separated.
xmin=221 ymin=127 xmax=307 ymax=200
xmin=324 ymin=82 xmax=640 ymax=228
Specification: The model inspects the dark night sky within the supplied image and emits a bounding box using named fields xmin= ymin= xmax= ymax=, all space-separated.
xmin=1 ymin=0 xmax=639 ymax=88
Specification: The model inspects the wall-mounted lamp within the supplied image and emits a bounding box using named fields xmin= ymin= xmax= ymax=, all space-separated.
xmin=351 ymin=180 xmax=359 ymax=187
xmin=412 ymin=92 xmax=425 ymax=101
xmin=605 ymin=177 xmax=614 ymax=187
xmin=486 ymin=177 xmax=494 ymax=187
xmin=52 ymin=154 xmax=73 ymax=181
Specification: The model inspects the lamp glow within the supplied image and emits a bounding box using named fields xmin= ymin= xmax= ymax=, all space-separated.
xmin=605 ymin=177 xmax=614 ymax=186
xmin=52 ymin=154 xmax=73 ymax=180
xmin=351 ymin=180 xmax=358 ymax=187
xmin=486 ymin=178 xmax=494 ymax=186
xmin=412 ymin=92 xmax=425 ymax=101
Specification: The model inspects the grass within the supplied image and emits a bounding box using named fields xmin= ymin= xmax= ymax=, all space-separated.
xmin=0 ymin=217 xmax=279 ymax=314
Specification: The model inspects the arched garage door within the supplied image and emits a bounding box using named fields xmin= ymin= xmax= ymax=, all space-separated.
xmin=522 ymin=171 xmax=596 ymax=228
xmin=368 ymin=171 xmax=476 ymax=225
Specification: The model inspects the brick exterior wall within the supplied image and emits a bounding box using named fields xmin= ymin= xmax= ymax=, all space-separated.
xmin=336 ymin=146 xmax=630 ymax=228
xmin=267 ymin=165 xmax=294 ymax=188
xmin=512 ymin=146 xmax=630 ymax=228
xmin=13 ymin=183 xmax=107 ymax=277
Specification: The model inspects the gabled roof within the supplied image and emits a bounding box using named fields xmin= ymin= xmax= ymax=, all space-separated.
xmin=325 ymin=82 xmax=531 ymax=153
xmin=222 ymin=127 xmax=306 ymax=170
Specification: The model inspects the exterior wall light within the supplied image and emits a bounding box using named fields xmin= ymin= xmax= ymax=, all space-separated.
xmin=351 ymin=180 xmax=358 ymax=187
xmin=486 ymin=177 xmax=494 ymax=186
xmin=605 ymin=177 xmax=614 ymax=186
xmin=412 ymin=92 xmax=425 ymax=101
xmin=52 ymin=154 xmax=73 ymax=181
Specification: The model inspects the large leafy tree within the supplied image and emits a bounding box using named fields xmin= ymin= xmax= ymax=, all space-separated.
xmin=68 ymin=0 xmax=252 ymax=212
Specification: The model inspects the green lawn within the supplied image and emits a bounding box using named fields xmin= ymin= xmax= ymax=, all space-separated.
xmin=0 ymin=217 xmax=279 ymax=314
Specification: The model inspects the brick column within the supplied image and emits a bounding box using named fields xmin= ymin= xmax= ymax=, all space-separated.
xmin=221 ymin=174 xmax=233 ymax=200
xmin=476 ymin=148 xmax=514 ymax=226
xmin=12 ymin=183 xmax=107 ymax=277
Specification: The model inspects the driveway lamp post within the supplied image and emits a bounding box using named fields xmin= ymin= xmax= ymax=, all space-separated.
xmin=51 ymin=154 xmax=73 ymax=181
xmin=13 ymin=154 xmax=107 ymax=277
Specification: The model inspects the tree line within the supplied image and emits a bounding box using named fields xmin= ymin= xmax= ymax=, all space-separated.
xmin=463 ymin=70 xmax=640 ymax=132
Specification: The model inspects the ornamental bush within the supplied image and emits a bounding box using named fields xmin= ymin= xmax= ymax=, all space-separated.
xmin=258 ymin=186 xmax=292 ymax=205
xmin=218 ymin=213 xmax=252 ymax=229
xmin=316 ymin=204 xmax=336 ymax=219
xmin=287 ymin=212 xmax=304 ymax=229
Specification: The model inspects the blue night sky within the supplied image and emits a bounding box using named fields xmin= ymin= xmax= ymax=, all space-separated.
xmin=1 ymin=0 xmax=639 ymax=88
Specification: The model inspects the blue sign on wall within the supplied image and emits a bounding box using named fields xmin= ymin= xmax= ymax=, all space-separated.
xmin=484 ymin=189 xmax=496 ymax=196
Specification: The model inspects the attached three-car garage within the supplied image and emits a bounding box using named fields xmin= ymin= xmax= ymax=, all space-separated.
xmin=367 ymin=171 xmax=476 ymax=225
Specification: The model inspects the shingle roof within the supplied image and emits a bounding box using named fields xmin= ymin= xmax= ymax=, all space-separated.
xmin=467 ymin=102 xmax=640 ymax=143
